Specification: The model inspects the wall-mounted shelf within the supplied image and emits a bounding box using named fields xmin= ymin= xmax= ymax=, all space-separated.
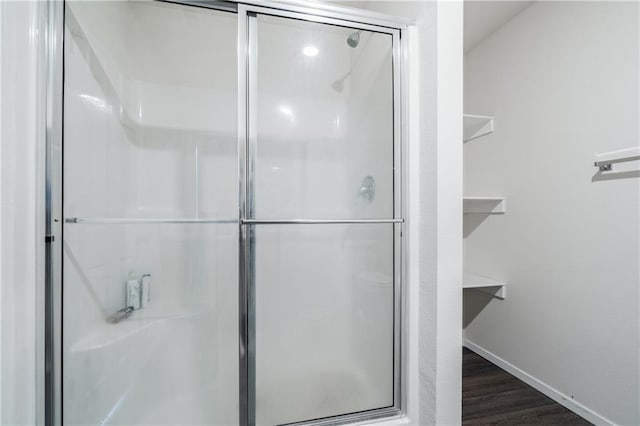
xmin=463 ymin=272 xmax=506 ymax=299
xmin=463 ymin=114 xmax=494 ymax=142
xmin=463 ymin=197 xmax=506 ymax=214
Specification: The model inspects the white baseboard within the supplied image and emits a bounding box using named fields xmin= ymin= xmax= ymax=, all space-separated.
xmin=463 ymin=339 xmax=615 ymax=426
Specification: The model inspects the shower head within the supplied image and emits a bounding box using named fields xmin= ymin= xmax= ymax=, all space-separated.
xmin=346 ymin=31 xmax=360 ymax=48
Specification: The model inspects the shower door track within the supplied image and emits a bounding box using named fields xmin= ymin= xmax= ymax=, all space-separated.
xmin=44 ymin=1 xmax=410 ymax=425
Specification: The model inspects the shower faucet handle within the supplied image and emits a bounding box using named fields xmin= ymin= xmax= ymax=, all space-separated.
xmin=107 ymin=306 xmax=135 ymax=324
xmin=357 ymin=175 xmax=376 ymax=202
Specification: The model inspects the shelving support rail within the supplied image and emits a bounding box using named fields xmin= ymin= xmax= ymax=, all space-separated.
xmin=594 ymin=155 xmax=640 ymax=171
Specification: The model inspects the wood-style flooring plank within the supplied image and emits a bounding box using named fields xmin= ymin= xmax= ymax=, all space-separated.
xmin=462 ymin=347 xmax=592 ymax=425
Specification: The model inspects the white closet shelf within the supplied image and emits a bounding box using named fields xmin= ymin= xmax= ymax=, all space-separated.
xmin=463 ymin=114 xmax=494 ymax=142
xmin=463 ymin=272 xmax=506 ymax=299
xmin=463 ymin=197 xmax=506 ymax=214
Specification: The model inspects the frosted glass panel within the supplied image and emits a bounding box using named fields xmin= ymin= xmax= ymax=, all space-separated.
xmin=62 ymin=2 xmax=238 ymax=424
xmin=253 ymin=15 xmax=394 ymax=219
xmin=254 ymin=224 xmax=394 ymax=425
xmin=251 ymin=13 xmax=397 ymax=424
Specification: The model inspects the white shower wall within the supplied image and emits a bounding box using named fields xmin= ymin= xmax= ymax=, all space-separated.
xmin=464 ymin=2 xmax=640 ymax=424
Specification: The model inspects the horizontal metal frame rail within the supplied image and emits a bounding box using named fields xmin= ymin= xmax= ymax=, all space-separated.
xmin=64 ymin=217 xmax=238 ymax=224
xmin=64 ymin=218 xmax=404 ymax=224
xmin=242 ymin=219 xmax=404 ymax=225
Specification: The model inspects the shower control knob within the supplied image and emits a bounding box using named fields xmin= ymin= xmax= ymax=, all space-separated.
xmin=357 ymin=176 xmax=376 ymax=202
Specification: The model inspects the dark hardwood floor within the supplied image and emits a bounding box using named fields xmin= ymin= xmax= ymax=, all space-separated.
xmin=462 ymin=347 xmax=592 ymax=425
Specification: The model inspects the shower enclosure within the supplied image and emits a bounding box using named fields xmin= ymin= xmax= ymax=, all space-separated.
xmin=47 ymin=1 xmax=406 ymax=425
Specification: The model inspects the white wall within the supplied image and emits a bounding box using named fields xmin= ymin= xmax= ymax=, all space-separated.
xmin=0 ymin=3 xmax=3 ymax=419
xmin=0 ymin=2 xmax=46 ymax=425
xmin=464 ymin=2 xmax=639 ymax=424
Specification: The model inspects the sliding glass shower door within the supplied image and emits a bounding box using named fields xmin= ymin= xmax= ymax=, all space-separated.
xmin=62 ymin=2 xmax=238 ymax=424
xmin=243 ymin=10 xmax=401 ymax=425
xmin=57 ymin=2 xmax=402 ymax=425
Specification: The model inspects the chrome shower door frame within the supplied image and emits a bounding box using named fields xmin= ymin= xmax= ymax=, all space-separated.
xmin=45 ymin=1 xmax=64 ymax=424
xmin=45 ymin=1 xmax=409 ymax=425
